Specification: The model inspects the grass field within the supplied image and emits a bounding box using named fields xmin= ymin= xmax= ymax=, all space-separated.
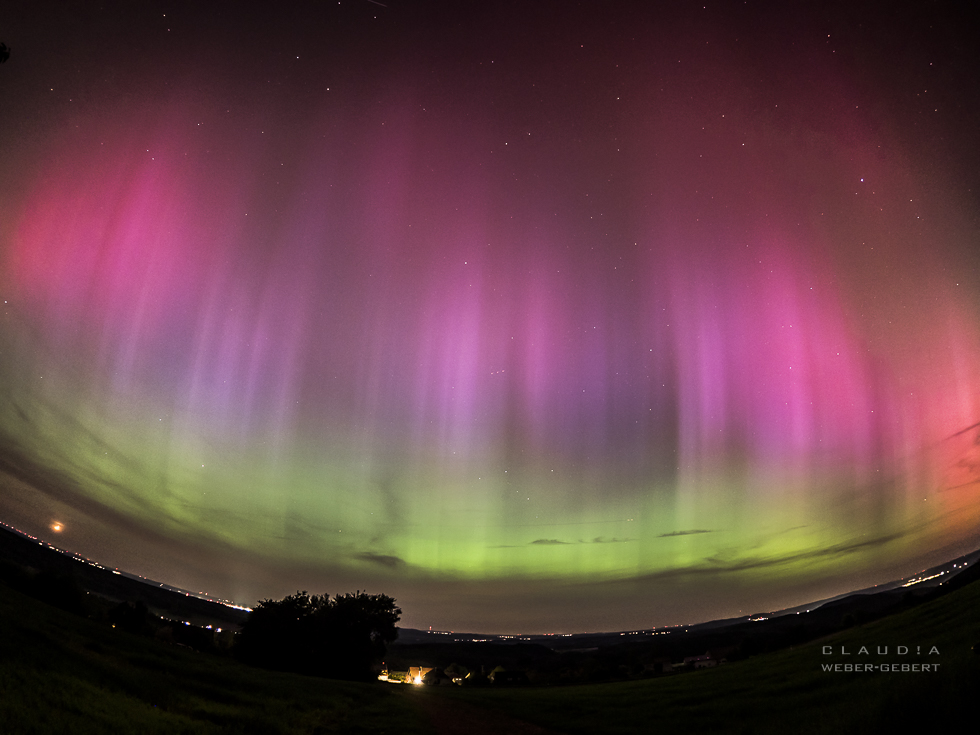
xmin=2 ymin=576 xmax=978 ymax=733
xmin=0 ymin=583 xmax=429 ymax=734
xmin=424 ymin=576 xmax=980 ymax=734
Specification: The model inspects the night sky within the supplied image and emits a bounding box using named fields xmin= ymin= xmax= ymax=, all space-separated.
xmin=1 ymin=1 xmax=979 ymax=633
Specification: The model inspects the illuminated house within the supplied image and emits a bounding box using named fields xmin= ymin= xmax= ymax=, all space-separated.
xmin=407 ymin=666 xmax=433 ymax=685
xmin=421 ymin=668 xmax=455 ymax=686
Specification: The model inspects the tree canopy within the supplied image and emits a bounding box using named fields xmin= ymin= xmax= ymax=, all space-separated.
xmin=236 ymin=590 xmax=400 ymax=680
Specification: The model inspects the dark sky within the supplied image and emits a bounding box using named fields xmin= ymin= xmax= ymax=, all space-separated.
xmin=1 ymin=1 xmax=979 ymax=633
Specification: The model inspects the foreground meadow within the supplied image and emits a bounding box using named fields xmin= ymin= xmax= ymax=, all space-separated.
xmin=426 ymin=576 xmax=980 ymax=734
xmin=2 ymin=573 xmax=978 ymax=733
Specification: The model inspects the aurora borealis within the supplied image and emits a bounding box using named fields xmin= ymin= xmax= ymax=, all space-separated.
xmin=1 ymin=1 xmax=979 ymax=632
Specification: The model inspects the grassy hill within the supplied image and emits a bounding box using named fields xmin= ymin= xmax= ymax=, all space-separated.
xmin=0 ymin=582 xmax=428 ymax=734
xmin=425 ymin=574 xmax=980 ymax=734
xmin=2 ymin=571 xmax=978 ymax=733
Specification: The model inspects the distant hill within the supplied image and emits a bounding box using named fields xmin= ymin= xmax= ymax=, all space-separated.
xmin=4 ymin=517 xmax=979 ymax=667
xmin=387 ymin=548 xmax=980 ymax=683
xmin=0 ymin=522 xmax=249 ymax=630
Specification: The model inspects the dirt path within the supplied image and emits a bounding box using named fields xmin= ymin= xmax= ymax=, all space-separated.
xmin=401 ymin=687 xmax=563 ymax=735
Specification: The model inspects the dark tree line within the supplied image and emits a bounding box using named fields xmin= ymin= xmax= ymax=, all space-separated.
xmin=236 ymin=590 xmax=400 ymax=680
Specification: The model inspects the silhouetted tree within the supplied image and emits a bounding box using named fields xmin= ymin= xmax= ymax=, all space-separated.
xmin=237 ymin=590 xmax=400 ymax=680
xmin=313 ymin=591 xmax=402 ymax=679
